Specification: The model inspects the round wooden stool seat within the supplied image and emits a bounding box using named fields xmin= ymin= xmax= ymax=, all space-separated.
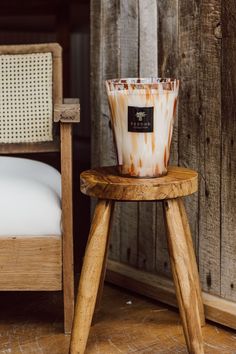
xmin=80 ymin=165 xmax=198 ymax=201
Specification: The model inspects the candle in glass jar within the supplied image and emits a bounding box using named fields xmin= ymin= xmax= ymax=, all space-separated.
xmin=106 ymin=78 xmax=179 ymax=178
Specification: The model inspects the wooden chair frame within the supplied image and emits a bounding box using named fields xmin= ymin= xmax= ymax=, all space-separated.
xmin=0 ymin=43 xmax=80 ymax=334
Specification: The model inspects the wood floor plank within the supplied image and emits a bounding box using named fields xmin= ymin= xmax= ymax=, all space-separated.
xmin=0 ymin=284 xmax=235 ymax=353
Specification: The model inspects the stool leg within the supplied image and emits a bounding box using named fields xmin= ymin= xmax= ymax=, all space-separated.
xmin=95 ymin=212 xmax=113 ymax=311
xmin=177 ymin=199 xmax=205 ymax=327
xmin=164 ymin=198 xmax=204 ymax=354
xmin=70 ymin=199 xmax=114 ymax=354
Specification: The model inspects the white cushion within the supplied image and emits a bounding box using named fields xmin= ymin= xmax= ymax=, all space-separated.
xmin=0 ymin=156 xmax=61 ymax=236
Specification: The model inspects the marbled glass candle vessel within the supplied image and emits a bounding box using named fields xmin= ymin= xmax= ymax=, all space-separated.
xmin=106 ymin=78 xmax=179 ymax=178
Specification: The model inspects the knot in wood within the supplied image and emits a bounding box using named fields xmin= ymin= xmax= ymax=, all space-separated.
xmin=214 ymin=23 xmax=222 ymax=39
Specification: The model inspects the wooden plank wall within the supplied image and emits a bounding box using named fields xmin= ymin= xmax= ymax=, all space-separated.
xmin=221 ymin=0 xmax=236 ymax=301
xmin=90 ymin=0 xmax=236 ymax=303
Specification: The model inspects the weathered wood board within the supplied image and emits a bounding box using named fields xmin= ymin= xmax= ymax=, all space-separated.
xmin=178 ymin=0 xmax=201 ymax=263
xmin=90 ymin=0 xmax=236 ymax=327
xmin=119 ymin=0 xmax=139 ymax=268
xmin=198 ymin=0 xmax=222 ymax=297
xmin=138 ymin=0 xmax=158 ymax=273
xmin=221 ymin=0 xmax=236 ymax=302
xmin=156 ymin=0 xmax=179 ymax=277
xmin=91 ymin=0 xmax=121 ymax=262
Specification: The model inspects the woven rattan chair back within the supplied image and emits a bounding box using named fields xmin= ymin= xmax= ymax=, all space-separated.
xmin=0 ymin=43 xmax=62 ymax=154
xmin=0 ymin=52 xmax=53 ymax=143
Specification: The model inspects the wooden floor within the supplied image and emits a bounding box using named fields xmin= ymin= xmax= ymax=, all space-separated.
xmin=0 ymin=284 xmax=235 ymax=353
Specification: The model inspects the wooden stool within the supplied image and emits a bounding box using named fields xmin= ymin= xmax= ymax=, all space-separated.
xmin=70 ymin=166 xmax=205 ymax=354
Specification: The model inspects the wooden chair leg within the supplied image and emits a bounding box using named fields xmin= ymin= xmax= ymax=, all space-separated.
xmin=63 ymin=258 xmax=74 ymax=335
xmin=70 ymin=199 xmax=114 ymax=354
xmin=164 ymin=198 xmax=204 ymax=354
xmin=61 ymin=122 xmax=74 ymax=334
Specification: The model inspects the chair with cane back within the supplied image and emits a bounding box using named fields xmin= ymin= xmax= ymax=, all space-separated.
xmin=0 ymin=43 xmax=80 ymax=334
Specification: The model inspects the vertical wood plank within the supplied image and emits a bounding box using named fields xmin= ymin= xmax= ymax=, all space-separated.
xmin=221 ymin=0 xmax=236 ymax=301
xmin=108 ymin=203 xmax=121 ymax=261
xmin=198 ymin=0 xmax=221 ymax=295
xmin=90 ymin=0 xmax=102 ymax=168
xmin=91 ymin=0 xmax=121 ymax=261
xmin=119 ymin=0 xmax=139 ymax=266
xmin=139 ymin=0 xmax=158 ymax=74
xmin=156 ymin=0 xmax=179 ymax=276
xmin=101 ymin=0 xmax=122 ymax=262
xmin=100 ymin=0 xmax=120 ymax=167
xmin=137 ymin=0 xmax=158 ymax=272
xmin=91 ymin=0 xmax=119 ymax=166
xmin=178 ymin=0 xmax=200 ymax=263
xmin=158 ymin=0 xmax=179 ymax=166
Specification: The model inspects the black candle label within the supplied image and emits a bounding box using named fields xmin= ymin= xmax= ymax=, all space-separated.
xmin=128 ymin=106 xmax=154 ymax=133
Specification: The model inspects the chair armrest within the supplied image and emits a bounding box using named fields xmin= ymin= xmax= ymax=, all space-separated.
xmin=54 ymin=98 xmax=80 ymax=123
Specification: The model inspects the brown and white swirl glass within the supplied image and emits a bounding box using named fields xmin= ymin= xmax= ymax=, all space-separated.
xmin=106 ymin=78 xmax=179 ymax=178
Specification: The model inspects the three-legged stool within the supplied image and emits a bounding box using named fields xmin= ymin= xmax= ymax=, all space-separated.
xmin=70 ymin=166 xmax=205 ymax=354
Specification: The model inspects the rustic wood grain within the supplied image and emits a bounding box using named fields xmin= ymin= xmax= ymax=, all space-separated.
xmin=161 ymin=1 xmax=179 ymax=166
xmin=78 ymin=165 xmax=202 ymax=352
xmin=88 ymin=285 xmax=236 ymax=354
xmin=99 ymin=1 xmax=119 ymax=167
xmin=0 ymin=284 xmax=235 ymax=354
xmin=138 ymin=0 xmax=158 ymax=272
xmin=90 ymin=0 xmax=236 ymax=328
xmin=221 ymin=0 xmax=236 ymax=302
xmin=0 ymin=141 xmax=60 ymax=154
xmin=156 ymin=0 xmax=179 ymax=277
xmin=108 ymin=203 xmax=121 ymax=262
xmin=0 ymin=236 xmax=62 ymax=290
xmin=89 ymin=0 xmax=102 ymax=226
xmin=70 ymin=200 xmax=114 ymax=354
xmin=119 ymin=0 xmax=139 ymax=268
xmin=178 ymin=0 xmax=200 ymax=264
xmin=0 ymin=42 xmax=62 ymax=56
xmin=138 ymin=202 xmax=157 ymax=272
xmin=60 ymin=122 xmax=74 ymax=334
xmin=178 ymin=199 xmax=205 ymax=326
xmin=80 ymin=166 xmax=198 ymax=201
xmin=198 ymin=0 xmax=222 ymax=297
xmin=90 ymin=0 xmax=121 ymax=263
xmin=164 ymin=198 xmax=204 ymax=353
xmin=54 ymin=101 xmax=80 ymax=123
xmin=139 ymin=0 xmax=158 ymax=75
xmin=95 ymin=202 xmax=115 ymax=311
xmin=106 ymin=260 xmax=236 ymax=330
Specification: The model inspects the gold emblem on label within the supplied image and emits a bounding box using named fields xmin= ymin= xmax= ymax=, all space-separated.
xmin=136 ymin=111 xmax=146 ymax=121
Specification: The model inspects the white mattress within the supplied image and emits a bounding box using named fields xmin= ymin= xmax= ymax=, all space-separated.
xmin=0 ymin=156 xmax=62 ymax=236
